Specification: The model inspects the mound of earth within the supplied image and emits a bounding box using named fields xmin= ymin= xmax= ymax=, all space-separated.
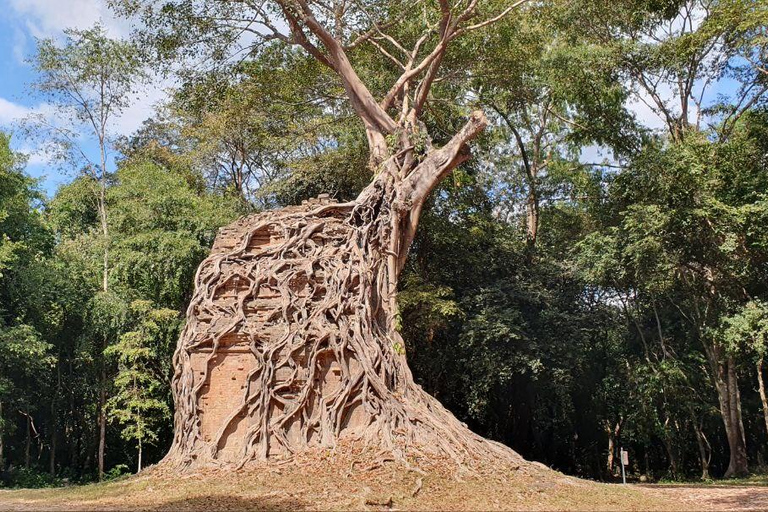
xmin=0 ymin=448 xmax=735 ymax=511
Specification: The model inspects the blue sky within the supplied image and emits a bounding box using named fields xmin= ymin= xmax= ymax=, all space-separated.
xmin=0 ymin=0 xmax=167 ymax=196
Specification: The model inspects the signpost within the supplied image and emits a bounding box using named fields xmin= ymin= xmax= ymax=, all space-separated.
xmin=620 ymin=448 xmax=629 ymax=484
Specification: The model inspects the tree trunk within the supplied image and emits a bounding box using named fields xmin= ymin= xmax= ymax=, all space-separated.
xmin=605 ymin=419 xmax=621 ymax=478
xmin=661 ymin=416 xmax=678 ymax=478
xmin=715 ymin=356 xmax=749 ymax=478
xmin=138 ymin=438 xmax=142 ymax=473
xmin=25 ymin=412 xmax=31 ymax=469
xmin=97 ymin=136 xmax=109 ymax=480
xmin=50 ymin=427 xmax=57 ymax=476
xmin=0 ymin=401 xmax=4 ymax=471
xmin=525 ymin=182 xmax=539 ymax=249
xmin=68 ymin=360 xmax=79 ymax=473
xmin=50 ymin=361 xmax=60 ymax=476
xmin=693 ymin=419 xmax=710 ymax=480
xmin=98 ymin=363 xmax=107 ymax=481
xmin=491 ymin=108 xmax=539 ymax=249
xmin=606 ymin=434 xmax=614 ymax=477
xmin=757 ymin=358 xmax=768 ymax=438
xmin=164 ymin=113 xmax=523 ymax=470
xmin=644 ymin=448 xmax=650 ymax=480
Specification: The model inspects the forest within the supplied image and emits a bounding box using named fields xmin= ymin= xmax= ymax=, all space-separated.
xmin=0 ymin=0 xmax=767 ymax=489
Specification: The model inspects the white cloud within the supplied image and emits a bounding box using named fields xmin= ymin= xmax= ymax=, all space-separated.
xmin=23 ymin=147 xmax=56 ymax=166
xmin=0 ymin=97 xmax=63 ymax=128
xmin=0 ymin=97 xmax=32 ymax=125
xmin=9 ymin=0 xmax=130 ymax=40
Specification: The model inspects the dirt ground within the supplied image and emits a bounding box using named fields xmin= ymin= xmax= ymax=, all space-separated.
xmin=642 ymin=484 xmax=768 ymax=511
xmin=1 ymin=455 xmax=767 ymax=511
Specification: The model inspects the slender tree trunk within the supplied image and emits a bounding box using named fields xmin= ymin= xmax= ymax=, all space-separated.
xmin=97 ymin=133 xmax=110 ymax=482
xmin=604 ymin=418 xmax=622 ymax=478
xmin=50 ymin=428 xmax=57 ymax=476
xmin=525 ymin=181 xmax=539 ymax=249
xmin=138 ymin=438 xmax=142 ymax=473
xmin=757 ymin=357 xmax=768 ymax=438
xmin=25 ymin=412 xmax=31 ymax=469
xmin=661 ymin=416 xmax=678 ymax=477
xmin=68 ymin=361 xmax=78 ymax=472
xmin=606 ymin=435 xmax=615 ymax=478
xmin=98 ymin=148 xmax=109 ymax=294
xmin=491 ymin=107 xmax=539 ymax=249
xmin=693 ymin=419 xmax=710 ymax=480
xmin=644 ymin=448 xmax=650 ymax=480
xmin=0 ymin=401 xmax=4 ymax=471
xmin=98 ymin=362 xmax=107 ymax=481
xmin=50 ymin=361 xmax=60 ymax=476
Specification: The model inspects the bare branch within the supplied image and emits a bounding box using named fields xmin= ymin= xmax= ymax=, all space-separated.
xmin=369 ymin=38 xmax=406 ymax=70
xmin=384 ymin=0 xmax=529 ymax=112
xmin=452 ymin=0 xmax=528 ymax=38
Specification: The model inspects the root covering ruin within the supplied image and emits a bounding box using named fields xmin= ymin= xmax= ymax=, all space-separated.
xmin=165 ymin=179 xmax=523 ymax=470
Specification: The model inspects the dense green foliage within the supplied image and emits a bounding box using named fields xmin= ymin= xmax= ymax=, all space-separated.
xmin=1 ymin=0 xmax=768 ymax=487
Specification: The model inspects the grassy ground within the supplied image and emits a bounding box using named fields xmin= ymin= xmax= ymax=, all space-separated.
xmin=0 ymin=456 xmax=737 ymax=511
xmin=655 ymin=473 xmax=768 ymax=487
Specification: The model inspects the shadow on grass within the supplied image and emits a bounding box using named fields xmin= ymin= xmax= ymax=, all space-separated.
xmin=702 ymin=488 xmax=768 ymax=510
xmin=146 ymin=494 xmax=309 ymax=511
xmin=0 ymin=490 xmax=310 ymax=512
xmin=640 ymin=484 xmax=768 ymax=511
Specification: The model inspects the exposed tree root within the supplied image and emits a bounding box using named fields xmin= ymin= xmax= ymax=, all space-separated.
xmin=163 ymin=164 xmax=524 ymax=472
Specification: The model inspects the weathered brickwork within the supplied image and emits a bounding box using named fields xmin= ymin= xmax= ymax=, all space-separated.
xmin=188 ymin=196 xmax=351 ymax=460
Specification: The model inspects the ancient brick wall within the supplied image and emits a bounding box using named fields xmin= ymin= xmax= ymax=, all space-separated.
xmin=188 ymin=196 xmax=354 ymax=461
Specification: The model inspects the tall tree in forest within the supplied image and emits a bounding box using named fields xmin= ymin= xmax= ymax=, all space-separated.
xmin=470 ymin=5 xmax=637 ymax=249
xmin=577 ymin=109 xmax=768 ymax=478
xmin=24 ymin=25 xmax=145 ymax=480
xmin=115 ymin=0 xmax=533 ymax=466
xmin=720 ymin=301 xmax=768 ymax=444
xmin=563 ymin=0 xmax=767 ymax=142
xmin=106 ymin=301 xmax=176 ymax=473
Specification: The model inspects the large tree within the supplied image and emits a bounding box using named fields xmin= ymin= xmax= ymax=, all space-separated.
xmin=116 ymin=0 xmax=530 ymax=467
xmin=25 ymin=25 xmax=145 ymax=480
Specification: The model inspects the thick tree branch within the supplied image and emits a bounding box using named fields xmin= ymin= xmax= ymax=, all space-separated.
xmin=286 ymin=0 xmax=397 ymax=134
xmin=380 ymin=29 xmax=450 ymax=111
xmin=401 ymin=110 xmax=488 ymax=207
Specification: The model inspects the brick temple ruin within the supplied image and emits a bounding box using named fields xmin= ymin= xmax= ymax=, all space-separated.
xmin=181 ymin=195 xmax=365 ymax=462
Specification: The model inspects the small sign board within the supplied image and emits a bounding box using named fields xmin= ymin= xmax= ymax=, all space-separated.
xmin=621 ymin=449 xmax=629 ymax=466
